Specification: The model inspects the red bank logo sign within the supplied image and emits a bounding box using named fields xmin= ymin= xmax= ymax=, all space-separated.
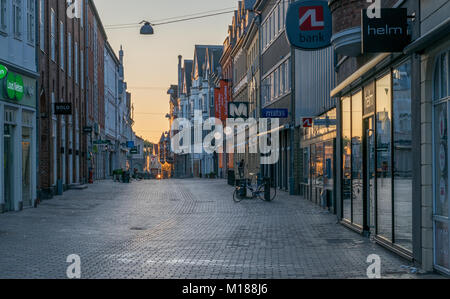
xmin=299 ymin=6 xmax=324 ymax=31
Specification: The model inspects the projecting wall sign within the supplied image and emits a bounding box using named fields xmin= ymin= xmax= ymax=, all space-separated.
xmin=362 ymin=8 xmax=409 ymax=53
xmin=0 ymin=64 xmax=8 ymax=80
xmin=5 ymin=73 xmax=24 ymax=100
xmin=286 ymin=0 xmax=332 ymax=50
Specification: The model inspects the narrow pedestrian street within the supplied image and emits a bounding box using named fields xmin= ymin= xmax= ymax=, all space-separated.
xmin=0 ymin=180 xmax=438 ymax=279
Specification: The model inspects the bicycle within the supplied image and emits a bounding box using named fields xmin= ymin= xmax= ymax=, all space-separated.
xmin=233 ymin=173 xmax=276 ymax=202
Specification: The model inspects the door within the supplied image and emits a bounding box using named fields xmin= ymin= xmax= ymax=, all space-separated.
xmin=4 ymin=124 xmax=14 ymax=211
xmin=22 ymin=127 xmax=32 ymax=208
xmin=364 ymin=116 xmax=376 ymax=235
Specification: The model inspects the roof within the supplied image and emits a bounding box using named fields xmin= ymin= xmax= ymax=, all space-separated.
xmin=183 ymin=60 xmax=193 ymax=94
xmin=192 ymin=45 xmax=223 ymax=79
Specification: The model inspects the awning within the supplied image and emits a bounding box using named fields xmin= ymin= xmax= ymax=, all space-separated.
xmin=404 ymin=17 xmax=450 ymax=55
xmin=330 ymin=53 xmax=390 ymax=98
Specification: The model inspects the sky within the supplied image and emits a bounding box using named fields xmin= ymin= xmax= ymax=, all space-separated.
xmin=93 ymin=0 xmax=239 ymax=143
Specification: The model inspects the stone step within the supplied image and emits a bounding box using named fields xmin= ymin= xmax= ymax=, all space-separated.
xmin=68 ymin=184 xmax=88 ymax=190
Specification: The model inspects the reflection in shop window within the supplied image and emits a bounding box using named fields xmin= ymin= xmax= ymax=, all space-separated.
xmin=342 ymin=97 xmax=352 ymax=222
xmin=376 ymin=74 xmax=392 ymax=241
xmin=393 ymin=61 xmax=413 ymax=251
xmin=352 ymin=92 xmax=363 ymax=227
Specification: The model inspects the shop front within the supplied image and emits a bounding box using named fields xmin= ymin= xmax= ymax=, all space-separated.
xmin=0 ymin=68 xmax=37 ymax=212
xmin=301 ymin=109 xmax=337 ymax=212
xmin=337 ymin=57 xmax=415 ymax=259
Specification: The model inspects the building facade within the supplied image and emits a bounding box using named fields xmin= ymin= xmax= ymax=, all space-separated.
xmin=37 ymin=0 xmax=86 ymax=198
xmin=330 ymin=0 xmax=424 ymax=269
xmin=0 ymin=0 xmax=38 ymax=212
xmin=255 ymin=0 xmax=294 ymax=192
xmin=403 ymin=0 xmax=450 ymax=275
xmin=104 ymin=41 xmax=120 ymax=177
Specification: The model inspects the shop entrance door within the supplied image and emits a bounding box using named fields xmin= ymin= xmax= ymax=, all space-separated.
xmin=364 ymin=116 xmax=376 ymax=235
xmin=4 ymin=124 xmax=14 ymax=211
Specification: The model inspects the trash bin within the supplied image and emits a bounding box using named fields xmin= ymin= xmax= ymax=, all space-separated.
xmin=56 ymin=179 xmax=63 ymax=196
xmin=122 ymin=171 xmax=130 ymax=183
xmin=228 ymin=170 xmax=235 ymax=186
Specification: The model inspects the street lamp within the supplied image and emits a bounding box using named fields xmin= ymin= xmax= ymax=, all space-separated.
xmin=140 ymin=20 xmax=154 ymax=35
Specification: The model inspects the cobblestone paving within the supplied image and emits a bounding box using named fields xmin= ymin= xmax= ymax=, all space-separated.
xmin=0 ymin=179 xmax=443 ymax=279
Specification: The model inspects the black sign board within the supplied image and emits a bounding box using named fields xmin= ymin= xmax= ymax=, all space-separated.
xmin=362 ymin=8 xmax=409 ymax=53
xmin=228 ymin=102 xmax=249 ymax=119
xmin=363 ymin=81 xmax=375 ymax=116
xmin=130 ymin=147 xmax=138 ymax=154
xmin=83 ymin=126 xmax=93 ymax=133
xmin=54 ymin=103 xmax=72 ymax=115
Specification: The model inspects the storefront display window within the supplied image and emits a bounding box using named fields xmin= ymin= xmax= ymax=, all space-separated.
xmin=352 ymin=91 xmax=363 ymax=227
xmin=433 ymin=50 xmax=450 ymax=272
xmin=376 ymin=73 xmax=392 ymax=241
xmin=393 ymin=61 xmax=413 ymax=251
xmin=339 ymin=60 xmax=414 ymax=254
xmin=342 ymin=96 xmax=351 ymax=221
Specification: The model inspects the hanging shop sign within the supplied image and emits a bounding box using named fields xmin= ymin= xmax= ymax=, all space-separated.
xmin=302 ymin=117 xmax=313 ymax=128
xmin=127 ymin=141 xmax=135 ymax=148
xmin=130 ymin=147 xmax=138 ymax=154
xmin=5 ymin=73 xmax=24 ymax=100
xmin=362 ymin=8 xmax=409 ymax=53
xmin=261 ymin=108 xmax=289 ymax=119
xmin=0 ymin=64 xmax=8 ymax=80
xmin=363 ymin=82 xmax=375 ymax=116
xmin=54 ymin=103 xmax=72 ymax=115
xmin=228 ymin=102 xmax=249 ymax=119
xmin=286 ymin=0 xmax=332 ymax=50
xmin=314 ymin=116 xmax=337 ymax=127
xmin=83 ymin=126 xmax=93 ymax=133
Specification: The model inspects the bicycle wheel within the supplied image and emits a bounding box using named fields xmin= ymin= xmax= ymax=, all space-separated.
xmin=233 ymin=188 xmax=244 ymax=202
xmin=258 ymin=186 xmax=277 ymax=201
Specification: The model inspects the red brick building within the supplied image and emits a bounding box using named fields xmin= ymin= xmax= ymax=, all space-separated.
xmin=86 ymin=1 xmax=106 ymax=180
xmin=38 ymin=0 xmax=87 ymax=197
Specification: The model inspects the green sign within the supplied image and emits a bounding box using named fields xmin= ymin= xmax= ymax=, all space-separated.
xmin=5 ymin=73 xmax=24 ymax=100
xmin=0 ymin=64 xmax=7 ymax=80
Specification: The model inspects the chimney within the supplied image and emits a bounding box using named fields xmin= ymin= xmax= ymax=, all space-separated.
xmin=177 ymin=55 xmax=182 ymax=98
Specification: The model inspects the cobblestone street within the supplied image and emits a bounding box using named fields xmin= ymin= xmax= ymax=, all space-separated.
xmin=0 ymin=179 xmax=440 ymax=279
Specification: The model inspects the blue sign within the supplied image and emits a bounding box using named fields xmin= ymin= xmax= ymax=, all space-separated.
xmin=127 ymin=141 xmax=135 ymax=148
xmin=261 ymin=108 xmax=289 ymax=119
xmin=286 ymin=0 xmax=332 ymax=50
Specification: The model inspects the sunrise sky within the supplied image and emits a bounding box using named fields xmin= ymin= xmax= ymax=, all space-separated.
xmin=93 ymin=0 xmax=239 ymax=143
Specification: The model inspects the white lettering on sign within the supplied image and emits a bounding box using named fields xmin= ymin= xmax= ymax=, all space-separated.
xmin=229 ymin=103 xmax=248 ymax=118
xmin=299 ymin=8 xmax=324 ymax=30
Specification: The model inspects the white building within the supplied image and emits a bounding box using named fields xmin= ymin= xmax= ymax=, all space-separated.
xmin=0 ymin=0 xmax=38 ymax=212
xmin=117 ymin=46 xmax=134 ymax=170
xmin=189 ymin=45 xmax=223 ymax=177
xmin=104 ymin=42 xmax=120 ymax=176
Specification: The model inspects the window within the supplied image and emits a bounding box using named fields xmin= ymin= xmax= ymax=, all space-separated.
xmin=75 ymin=42 xmax=79 ymax=84
xmin=26 ymin=0 xmax=34 ymax=43
xmin=433 ymin=50 xmax=450 ymax=271
xmin=80 ymin=50 xmax=84 ymax=89
xmin=262 ymin=58 xmax=291 ymax=106
xmin=39 ymin=0 xmax=44 ymax=50
xmin=60 ymin=22 xmax=64 ymax=70
xmin=1 ymin=0 xmax=8 ymax=32
xmin=51 ymin=9 xmax=55 ymax=61
xmin=68 ymin=33 xmax=72 ymax=77
xmin=351 ymin=91 xmax=363 ymax=227
xmin=393 ymin=61 xmax=413 ymax=251
xmin=376 ymin=73 xmax=392 ymax=240
xmin=13 ymin=0 xmax=22 ymax=39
